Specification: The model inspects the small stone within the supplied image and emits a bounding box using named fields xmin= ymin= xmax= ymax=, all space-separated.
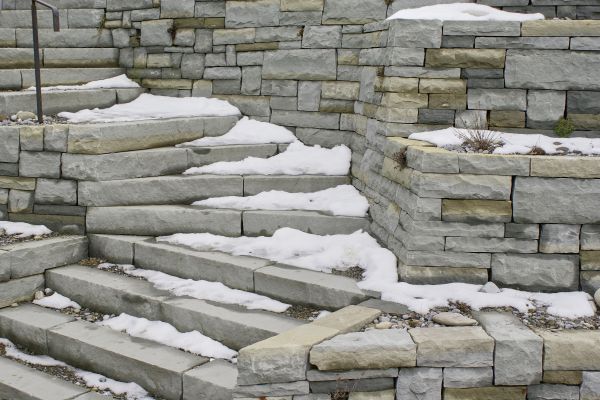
xmin=479 ymin=282 xmax=500 ymax=294
xmin=10 ymin=303 xmax=18 ymax=307
xmin=433 ymin=312 xmax=477 ymax=327
xmin=34 ymin=291 xmax=45 ymax=300
xmin=44 ymin=288 xmax=54 ymax=296
xmin=376 ymin=321 xmax=393 ymax=329
xmin=595 ymin=288 xmax=600 ymax=308
xmin=16 ymin=111 xmax=37 ymax=121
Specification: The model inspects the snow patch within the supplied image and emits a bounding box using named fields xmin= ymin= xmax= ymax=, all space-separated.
xmin=33 ymin=293 xmax=81 ymax=310
xmin=58 ymin=94 xmax=240 ymax=123
xmin=158 ymin=228 xmax=596 ymax=319
xmin=26 ymin=74 xmax=140 ymax=92
xmin=179 ymin=117 xmax=296 ymax=147
xmin=100 ymin=313 xmax=237 ymax=360
xmin=193 ymin=185 xmax=369 ymax=217
xmin=409 ymin=127 xmax=600 ymax=156
xmin=100 ymin=263 xmax=290 ymax=313
xmin=388 ymin=3 xmax=544 ymax=21
xmin=184 ymin=141 xmax=351 ymax=176
xmin=0 ymin=221 xmax=52 ymax=238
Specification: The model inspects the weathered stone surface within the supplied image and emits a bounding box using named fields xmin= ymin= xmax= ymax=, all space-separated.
xmin=8 ymin=189 xmax=33 ymax=213
xmin=302 ymin=26 xmax=341 ymax=49
xmin=310 ymin=377 xmax=394 ymax=394
xmin=0 ymin=127 xmax=20 ymax=163
xmin=539 ymin=224 xmax=580 ymax=254
xmin=307 ymin=368 xmax=398 ymax=382
xmin=263 ymin=50 xmax=336 ymax=80
xmin=426 ymin=49 xmax=505 ymax=68
xmin=311 ymin=306 xmax=381 ymax=335
xmin=322 ymin=0 xmax=387 ymax=24
xmin=522 ymin=20 xmax=600 ymax=37
xmin=225 ymin=0 xmax=279 ymax=28
xmin=468 ymin=88 xmax=527 ymax=111
xmin=140 ymin=19 xmax=173 ymax=46
xmin=506 ymin=50 xmax=600 ymax=90
xmin=19 ymin=151 xmax=61 ymax=178
xmin=0 ymin=274 xmax=44 ymax=308
xmin=388 ymin=20 xmax=442 ymax=48
xmin=581 ymin=372 xmax=600 ymax=400
xmin=474 ymin=312 xmax=542 ymax=386
xmin=528 ymin=384 xmax=579 ymax=400
xmin=406 ymin=146 xmax=458 ymax=174
xmin=582 ymin=225 xmax=600 ymax=250
xmin=442 ymin=200 xmax=512 ymax=223
xmin=35 ymin=179 xmax=77 ymax=205
xmin=530 ymin=157 xmax=600 ymax=179
xmin=235 ymin=381 xmax=309 ymax=397
xmin=411 ymin=171 xmax=511 ymax=200
xmin=89 ymin=234 xmax=150 ymax=265
xmin=458 ymin=153 xmax=530 ymax=176
xmin=542 ymin=371 xmax=583 ymax=385
xmin=183 ymin=360 xmax=237 ymax=400
xmin=527 ymin=90 xmax=566 ymax=129
xmin=396 ymin=367 xmax=442 ymax=400
xmin=443 ymin=368 xmax=493 ymax=388
xmin=432 ymin=312 xmax=476 ymax=326
xmin=161 ymin=0 xmax=194 ymax=18
xmin=409 ymin=327 xmax=494 ymax=367
xmin=349 ymin=390 xmax=395 ymax=400
xmin=536 ymin=330 xmax=600 ymax=371
xmin=513 ymin=177 xmax=600 ymax=224
xmin=310 ymin=329 xmax=416 ymax=370
xmin=444 ymin=387 xmax=526 ymax=400
xmin=492 ymin=253 xmax=579 ymax=291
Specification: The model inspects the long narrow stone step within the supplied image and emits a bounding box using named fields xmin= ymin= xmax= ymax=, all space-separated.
xmin=90 ymin=235 xmax=373 ymax=310
xmin=45 ymin=265 xmax=304 ymax=349
xmin=0 ymin=87 xmax=142 ymax=116
xmin=13 ymin=29 xmax=114 ymax=48
xmin=86 ymin=205 xmax=368 ymax=236
xmin=0 ymin=67 xmax=125 ymax=90
xmin=0 ymin=48 xmax=119 ymax=69
xmin=0 ymin=357 xmax=106 ymax=400
xmin=78 ymin=174 xmax=349 ymax=206
xmin=0 ymin=304 xmax=210 ymax=400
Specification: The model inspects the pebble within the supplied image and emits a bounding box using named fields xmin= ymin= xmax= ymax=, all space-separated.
xmin=15 ymin=111 xmax=37 ymax=121
xmin=375 ymin=321 xmax=393 ymax=329
xmin=595 ymin=288 xmax=600 ymax=308
xmin=34 ymin=291 xmax=45 ymax=300
xmin=10 ymin=303 xmax=18 ymax=307
xmin=479 ymin=281 xmax=501 ymax=294
xmin=432 ymin=312 xmax=477 ymax=326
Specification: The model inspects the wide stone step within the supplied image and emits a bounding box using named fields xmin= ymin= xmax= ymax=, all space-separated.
xmin=0 ymin=357 xmax=105 ymax=400
xmin=0 ymin=67 xmax=125 ymax=90
xmin=67 ymin=116 xmax=239 ymax=155
xmin=78 ymin=174 xmax=349 ymax=206
xmin=0 ymin=8 xmax=105 ymax=28
xmin=45 ymin=265 xmax=304 ymax=350
xmin=0 ymin=87 xmax=142 ymax=116
xmin=90 ymin=235 xmax=373 ymax=310
xmin=86 ymin=205 xmax=368 ymax=236
xmin=0 ymin=304 xmax=209 ymax=400
xmin=13 ymin=29 xmax=114 ymax=48
xmin=0 ymin=48 xmax=119 ymax=69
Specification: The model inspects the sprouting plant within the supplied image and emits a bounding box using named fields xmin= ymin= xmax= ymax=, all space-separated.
xmin=392 ymin=149 xmax=407 ymax=170
xmin=554 ymin=117 xmax=575 ymax=138
xmin=454 ymin=128 xmax=504 ymax=153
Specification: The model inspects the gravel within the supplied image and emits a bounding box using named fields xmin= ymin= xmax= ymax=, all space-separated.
xmin=331 ymin=266 xmax=365 ymax=281
xmin=0 ymin=114 xmax=64 ymax=126
xmin=0 ymin=232 xmax=60 ymax=248
xmin=284 ymin=304 xmax=324 ymax=321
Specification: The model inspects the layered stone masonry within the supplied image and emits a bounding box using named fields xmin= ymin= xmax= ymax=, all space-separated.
xmin=235 ymin=305 xmax=600 ymax=399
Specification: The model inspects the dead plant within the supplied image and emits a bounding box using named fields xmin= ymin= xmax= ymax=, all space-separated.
xmin=454 ymin=128 xmax=504 ymax=153
xmin=391 ymin=149 xmax=407 ymax=170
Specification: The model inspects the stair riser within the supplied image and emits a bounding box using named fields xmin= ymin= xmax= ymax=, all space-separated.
xmin=0 ymin=48 xmax=119 ymax=69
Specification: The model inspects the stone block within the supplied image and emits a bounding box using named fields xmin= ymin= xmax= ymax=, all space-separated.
xmin=349 ymin=390 xmax=395 ymax=400
xmin=0 ymin=127 xmax=20 ymax=163
xmin=528 ymin=384 xmax=579 ymax=400
xmin=468 ymin=89 xmax=527 ymax=111
xmin=444 ymin=20 xmax=521 ymax=36
xmin=419 ymin=79 xmax=466 ymax=94
xmin=34 ymin=179 xmax=77 ymax=205
xmin=18 ymin=151 xmax=61 ymax=178
xmin=443 ymin=368 xmax=493 ymax=388
xmin=302 ymin=26 xmax=341 ymax=48
xmin=539 ymin=224 xmax=580 ymax=254
xmin=322 ymin=0 xmax=387 ymax=24
xmin=89 ymin=234 xmax=150 ymax=265
xmin=410 ymin=171 xmax=512 ymax=201
xmin=489 ymin=111 xmax=525 ymax=128
xmin=426 ymin=49 xmax=506 ymax=68
xmin=530 ymin=157 xmax=600 ymax=179
xmin=183 ymin=360 xmax=237 ymax=400
xmin=445 ymin=237 xmax=538 ymax=254
xmin=409 ymin=327 xmax=494 ymax=368
xmin=161 ymin=0 xmax=194 ymax=18
xmin=505 ymin=224 xmax=539 ymax=240
xmin=522 ymin=20 xmax=600 ymax=37
xmin=398 ymin=264 xmax=488 ymax=285
xmin=492 ymin=254 xmax=579 ymax=292
xmin=235 ymin=381 xmax=309 ymax=397
xmin=406 ymin=146 xmax=458 ymax=174
xmin=476 ymin=36 xmax=569 ymax=50
xmin=8 ymin=189 xmax=33 ymax=213
xmin=582 ymin=225 xmax=600 ymax=250
xmin=309 ymin=329 xmax=416 ymax=370
xmin=444 ymin=387 xmax=526 ymax=400
xmin=442 ymin=200 xmax=512 ymax=223
xmin=581 ymin=372 xmax=600 ymax=400
xmin=536 ymin=330 xmax=600 ymax=371
xmin=263 ymin=49 xmax=337 ymax=80
xmin=19 ymin=126 xmax=43 ymax=151
xmin=388 ymin=20 xmax=442 ymax=48
xmin=225 ymin=0 xmax=280 ymax=28
xmin=140 ymin=19 xmax=173 ymax=46
xmin=0 ymin=274 xmax=44 ymax=308
xmin=527 ymin=90 xmax=566 ymax=129
xmin=396 ymin=367 xmax=442 ymax=400
xmin=458 ymin=153 xmax=529 ymax=176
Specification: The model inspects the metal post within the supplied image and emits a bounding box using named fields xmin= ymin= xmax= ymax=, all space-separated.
xmin=31 ymin=0 xmax=44 ymax=124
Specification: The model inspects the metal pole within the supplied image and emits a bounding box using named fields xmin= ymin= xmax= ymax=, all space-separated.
xmin=31 ymin=0 xmax=44 ymax=124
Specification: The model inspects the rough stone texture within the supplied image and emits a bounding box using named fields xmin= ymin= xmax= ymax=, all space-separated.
xmin=263 ymin=50 xmax=337 ymax=80
xmin=539 ymin=224 xmax=581 ymax=254
xmin=444 ymin=387 xmax=527 ymax=400
xmin=396 ymin=368 xmax=442 ymax=400
xmin=473 ymin=312 xmax=542 ymax=386
xmin=322 ymin=0 xmax=387 ymax=24
xmin=581 ymin=372 xmax=600 ymax=400
xmin=309 ymin=329 xmax=416 ymax=370
xmin=443 ymin=368 xmax=493 ymax=388
xmin=34 ymin=179 xmax=77 ymax=205
xmin=0 ymin=274 xmax=44 ymax=308
xmin=183 ymin=360 xmax=237 ymax=400
xmin=536 ymin=330 xmax=600 ymax=371
xmin=528 ymin=384 xmax=580 ymax=400
xmin=409 ymin=327 xmax=494 ymax=367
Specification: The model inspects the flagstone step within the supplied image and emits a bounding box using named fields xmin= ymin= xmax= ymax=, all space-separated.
xmin=0 ymin=68 xmax=125 ymax=90
xmin=0 ymin=48 xmax=120 ymax=69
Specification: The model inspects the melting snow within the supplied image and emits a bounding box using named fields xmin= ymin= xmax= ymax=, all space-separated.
xmin=26 ymin=74 xmax=140 ymax=92
xmin=0 ymin=221 xmax=52 ymax=238
xmin=184 ymin=141 xmax=351 ymax=176
xmin=388 ymin=3 xmax=544 ymax=21
xmin=33 ymin=293 xmax=81 ymax=310
xmin=58 ymin=93 xmax=240 ymax=123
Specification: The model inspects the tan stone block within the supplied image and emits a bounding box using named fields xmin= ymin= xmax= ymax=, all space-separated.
xmin=542 ymin=370 xmax=583 ymax=385
xmin=419 ymin=79 xmax=466 ymax=94
xmin=489 ymin=111 xmax=526 ymax=128
xmin=381 ymin=92 xmax=428 ymax=109
xmin=399 ymin=263 xmax=488 ymax=285
xmin=570 ymin=114 xmax=600 ymax=130
xmin=383 ymin=136 xmax=432 ymax=158
xmin=19 ymin=127 xmax=44 ymax=151
xmin=409 ymin=327 xmax=494 ymax=367
xmin=0 ymin=176 xmax=36 ymax=191
xmin=406 ymin=146 xmax=459 ymax=173
xmin=381 ymin=157 xmax=413 ymax=187
xmin=321 ymin=81 xmax=360 ymax=100
xmin=141 ymin=79 xmax=193 ymax=89
xmin=442 ymin=199 xmax=512 ymax=223
xmin=581 ymin=251 xmax=600 ymax=271
xmin=444 ymin=387 xmax=527 ymax=400
xmin=458 ymin=153 xmax=530 ymax=176
xmin=429 ymin=94 xmax=467 ymax=110
xmin=536 ymin=330 xmax=600 ymax=370
xmin=338 ymin=49 xmax=360 ymax=65
xmin=426 ymin=49 xmax=506 ymax=68
xmin=349 ymin=390 xmax=395 ymax=400
xmin=235 ymin=42 xmax=279 ymax=52
xmin=281 ymin=0 xmax=324 ymax=11
xmin=375 ymin=77 xmax=419 ymax=93
xmin=312 ymin=305 xmax=381 ymax=334
xmin=530 ymin=156 xmax=600 ymax=179
xmin=522 ymin=20 xmax=600 ymax=37
xmin=375 ymin=107 xmax=419 ymax=124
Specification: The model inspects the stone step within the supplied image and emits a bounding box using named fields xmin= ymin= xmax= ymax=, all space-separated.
xmin=12 ymin=29 xmax=114 ymax=48
xmin=90 ymin=235 xmax=373 ymax=310
xmin=45 ymin=265 xmax=304 ymax=350
xmin=0 ymin=67 xmax=125 ymax=90
xmin=187 ymin=143 xmax=278 ymax=167
xmin=0 ymin=304 xmax=209 ymax=400
xmin=0 ymin=356 xmax=106 ymax=400
xmin=85 ymin=205 xmax=368 ymax=236
xmin=0 ymin=48 xmax=119 ymax=69
xmin=0 ymin=87 xmax=142 ymax=116
xmin=67 ymin=116 xmax=239 ymax=155
xmin=78 ymin=174 xmax=349 ymax=206
xmin=0 ymin=8 xmax=105 ymax=28
xmin=6 ymin=1 xmax=105 ymax=10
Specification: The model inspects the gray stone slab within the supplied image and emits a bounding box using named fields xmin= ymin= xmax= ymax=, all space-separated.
xmin=473 ymin=312 xmax=543 ymax=385
xmin=42 ymin=48 xmax=119 ymax=68
xmin=183 ymin=360 xmax=237 ymax=400
xmin=582 ymin=225 xmax=600 ymax=251
xmin=263 ymin=49 xmax=337 ymax=80
xmin=396 ymin=367 xmax=442 ymax=400
xmin=322 ymin=0 xmax=387 ymax=24
xmin=528 ymin=384 xmax=580 ymax=400
xmin=135 ymin=240 xmax=267 ymax=291
xmin=307 ymin=368 xmax=399 ymax=382
xmin=255 ymin=264 xmax=368 ymax=310
xmin=186 ymin=144 xmax=278 ymax=167
xmin=443 ymin=367 xmax=493 ymax=388
xmin=87 ymin=205 xmax=241 ymax=236
xmin=0 ymin=89 xmax=120 ymax=115
xmin=581 ymin=372 xmax=600 ymax=400
xmin=243 ymin=175 xmax=349 ymax=195
xmin=1 ymin=236 xmax=87 ymax=279
xmin=243 ymin=210 xmax=368 ymax=236
xmin=18 ymin=151 xmax=61 ymax=178
xmin=236 ymin=381 xmax=310 ymax=397
xmin=0 ymin=127 xmax=20 ymax=163
xmin=410 ymin=171 xmax=512 ymax=200
xmin=0 ymin=274 xmax=44 ymax=308
xmin=310 ymin=378 xmax=394 ymax=394
xmin=89 ymin=234 xmax=151 ymax=264
xmin=62 ymin=147 xmax=190 ymax=181
xmin=445 ymin=20 xmax=521 ymax=36
xmin=47 ymin=319 xmax=207 ymax=400
xmin=445 ymin=237 xmax=538 ymax=254
xmin=492 ymin=253 xmax=579 ymax=291
xmin=35 ymin=179 xmax=77 ymax=205
xmin=78 ymin=175 xmax=243 ymax=206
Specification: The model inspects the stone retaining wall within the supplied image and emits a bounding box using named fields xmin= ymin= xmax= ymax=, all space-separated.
xmin=234 ymin=305 xmax=600 ymax=399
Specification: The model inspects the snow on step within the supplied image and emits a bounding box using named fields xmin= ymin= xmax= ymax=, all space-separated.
xmin=243 ymin=175 xmax=350 ymax=195
xmin=23 ymin=74 xmax=139 ymax=92
xmin=0 ymin=220 xmax=51 ymax=237
xmin=242 ymin=210 xmax=369 ymax=236
xmin=387 ymin=3 xmax=544 ymax=21
xmin=46 ymin=265 xmax=302 ymax=349
xmin=21 ymin=68 xmax=126 ymax=89
xmin=187 ymin=144 xmax=278 ymax=167
xmin=193 ymin=185 xmax=369 ymax=217
xmin=59 ymin=94 xmax=240 ymax=123
xmin=184 ymin=141 xmax=351 ymax=176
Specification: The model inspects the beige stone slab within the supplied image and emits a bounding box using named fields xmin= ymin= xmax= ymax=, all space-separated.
xmin=444 ymin=387 xmax=527 ymax=400
xmin=349 ymin=390 xmax=395 ymax=400
xmin=542 ymin=370 xmax=583 ymax=385
xmin=0 ymin=176 xmax=36 ymax=191
xmin=312 ymin=305 xmax=380 ymax=334
xmin=383 ymin=137 xmax=432 ymax=158
xmin=406 ymin=146 xmax=459 ymax=174
xmin=442 ymin=199 xmax=512 ymax=223
xmin=458 ymin=153 xmax=530 ymax=176
xmin=281 ymin=0 xmax=324 ymax=11
xmin=522 ymin=20 xmax=600 ymax=37
xmin=419 ymin=78 xmax=466 ymax=94
xmin=426 ymin=49 xmax=506 ymax=68
xmin=582 ymin=251 xmax=600 ymax=271
xmin=530 ymin=156 xmax=600 ymax=179
xmin=375 ymin=77 xmax=419 ymax=93
xmin=380 ymin=92 xmax=428 ymax=109
xmin=409 ymin=327 xmax=494 ymax=367
xmin=536 ymin=329 xmax=600 ymax=371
